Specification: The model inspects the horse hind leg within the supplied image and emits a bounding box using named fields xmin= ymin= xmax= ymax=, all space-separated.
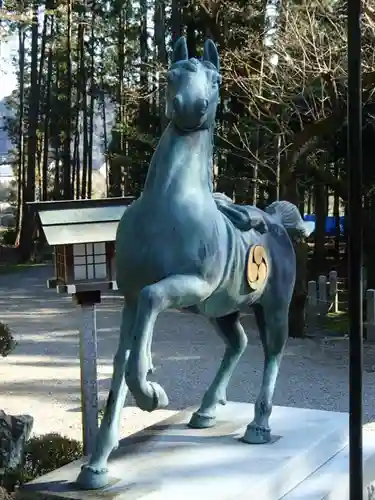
xmin=189 ymin=312 xmax=248 ymax=429
xmin=242 ymin=301 xmax=288 ymax=444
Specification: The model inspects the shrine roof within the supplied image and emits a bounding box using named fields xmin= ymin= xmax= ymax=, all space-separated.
xmin=28 ymin=197 xmax=134 ymax=246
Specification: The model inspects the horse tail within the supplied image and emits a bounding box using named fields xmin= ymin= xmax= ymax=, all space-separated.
xmin=265 ymin=200 xmax=315 ymax=237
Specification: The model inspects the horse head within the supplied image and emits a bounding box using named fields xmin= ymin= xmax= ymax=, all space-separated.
xmin=165 ymin=37 xmax=222 ymax=132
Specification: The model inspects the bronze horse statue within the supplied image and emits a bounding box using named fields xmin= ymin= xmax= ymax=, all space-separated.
xmin=78 ymin=37 xmax=314 ymax=490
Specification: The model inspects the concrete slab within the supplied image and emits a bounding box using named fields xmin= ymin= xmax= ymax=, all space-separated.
xmin=283 ymin=427 xmax=375 ymax=500
xmin=17 ymin=402 xmax=349 ymax=500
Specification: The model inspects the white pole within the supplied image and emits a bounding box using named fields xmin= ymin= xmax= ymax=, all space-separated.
xmin=78 ymin=301 xmax=99 ymax=456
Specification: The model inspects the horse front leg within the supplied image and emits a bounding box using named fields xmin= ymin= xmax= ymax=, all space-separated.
xmin=125 ymin=274 xmax=212 ymax=412
xmin=77 ymin=301 xmax=136 ymax=490
xmin=242 ymin=302 xmax=288 ymax=444
xmin=146 ymin=334 xmax=155 ymax=374
xmin=189 ymin=312 xmax=248 ymax=428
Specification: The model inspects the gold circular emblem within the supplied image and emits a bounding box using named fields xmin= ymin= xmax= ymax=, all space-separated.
xmin=246 ymin=245 xmax=268 ymax=290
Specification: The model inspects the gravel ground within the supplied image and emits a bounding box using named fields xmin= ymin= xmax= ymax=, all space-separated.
xmin=1 ymin=265 xmax=375 ymax=442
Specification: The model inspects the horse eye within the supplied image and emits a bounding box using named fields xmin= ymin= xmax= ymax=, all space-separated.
xmin=212 ymin=73 xmax=222 ymax=86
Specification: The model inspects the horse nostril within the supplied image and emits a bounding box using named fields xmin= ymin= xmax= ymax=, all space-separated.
xmin=197 ymin=98 xmax=209 ymax=115
xmin=173 ymin=95 xmax=183 ymax=113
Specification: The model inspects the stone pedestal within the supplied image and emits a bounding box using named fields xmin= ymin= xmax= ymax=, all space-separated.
xmin=16 ymin=402 xmax=364 ymax=500
xmin=284 ymin=427 xmax=375 ymax=499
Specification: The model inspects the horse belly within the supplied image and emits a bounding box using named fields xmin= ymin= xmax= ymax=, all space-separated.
xmin=196 ymin=226 xmax=256 ymax=317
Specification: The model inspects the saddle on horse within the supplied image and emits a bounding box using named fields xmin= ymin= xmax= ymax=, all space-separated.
xmin=213 ymin=193 xmax=314 ymax=238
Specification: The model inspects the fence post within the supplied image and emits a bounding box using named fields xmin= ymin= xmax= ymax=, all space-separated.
xmin=366 ymin=289 xmax=375 ymax=342
xmin=329 ymin=270 xmax=339 ymax=314
xmin=318 ymin=275 xmax=328 ymax=314
xmin=307 ymin=280 xmax=317 ymax=332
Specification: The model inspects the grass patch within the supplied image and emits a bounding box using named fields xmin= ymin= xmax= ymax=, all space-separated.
xmin=321 ymin=311 xmax=349 ymax=334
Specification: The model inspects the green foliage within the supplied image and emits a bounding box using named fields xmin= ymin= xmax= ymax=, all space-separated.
xmin=0 ymin=322 xmax=16 ymax=357
xmin=1 ymin=434 xmax=82 ymax=492
xmin=0 ymin=0 xmax=373 ymax=265
xmin=0 ymin=185 xmax=10 ymax=204
xmin=21 ymin=434 xmax=83 ymax=481
xmin=321 ymin=312 xmax=349 ymax=335
xmin=0 ymin=229 xmax=17 ymax=246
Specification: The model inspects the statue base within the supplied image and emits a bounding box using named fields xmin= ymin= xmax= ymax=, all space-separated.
xmin=15 ymin=402 xmax=372 ymax=499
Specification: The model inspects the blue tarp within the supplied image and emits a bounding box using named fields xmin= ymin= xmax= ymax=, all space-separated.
xmin=304 ymin=214 xmax=345 ymax=235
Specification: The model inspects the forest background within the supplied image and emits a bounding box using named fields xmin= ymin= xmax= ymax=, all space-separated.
xmin=0 ymin=0 xmax=374 ymax=285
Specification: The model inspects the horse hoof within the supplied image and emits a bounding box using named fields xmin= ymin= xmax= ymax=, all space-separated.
xmin=76 ymin=464 xmax=109 ymax=490
xmin=241 ymin=424 xmax=271 ymax=444
xmin=188 ymin=412 xmax=216 ymax=429
xmin=149 ymin=382 xmax=169 ymax=411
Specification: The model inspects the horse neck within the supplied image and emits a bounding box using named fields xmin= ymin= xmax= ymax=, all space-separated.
xmin=142 ymin=123 xmax=214 ymax=198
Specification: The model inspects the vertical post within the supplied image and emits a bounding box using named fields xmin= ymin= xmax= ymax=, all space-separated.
xmin=347 ymin=0 xmax=363 ymax=497
xmin=329 ymin=270 xmax=339 ymax=314
xmin=308 ymin=280 xmax=317 ymax=308
xmin=366 ymin=290 xmax=375 ymax=342
xmin=318 ymin=275 xmax=327 ymax=314
xmin=74 ymin=290 xmax=101 ymax=456
xmin=307 ymin=280 xmax=317 ymax=333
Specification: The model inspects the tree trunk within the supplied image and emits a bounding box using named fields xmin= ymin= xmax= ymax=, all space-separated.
xmin=154 ymin=0 xmax=168 ymax=132
xmin=100 ymin=53 xmax=109 ymax=197
xmin=108 ymin=5 xmax=125 ymax=197
xmin=42 ymin=16 xmax=55 ymax=201
xmin=171 ymin=0 xmax=182 ymax=44
xmin=139 ymin=0 xmax=149 ymax=123
xmin=185 ymin=4 xmax=197 ymax=57
xmin=314 ymin=181 xmax=327 ymax=275
xmin=35 ymin=9 xmax=49 ymax=200
xmin=78 ymin=6 xmax=88 ymax=199
xmin=17 ymin=2 xmax=39 ymax=261
xmin=62 ymin=0 xmax=72 ymax=199
xmin=52 ymin=50 xmax=61 ymax=200
xmin=15 ymin=22 xmax=26 ymax=237
xmin=73 ymin=38 xmax=81 ymax=199
xmin=288 ymin=238 xmax=309 ymax=338
xmin=333 ymin=161 xmax=341 ymax=262
xmin=73 ymin=126 xmax=81 ymax=199
xmin=87 ymin=12 xmax=95 ymax=199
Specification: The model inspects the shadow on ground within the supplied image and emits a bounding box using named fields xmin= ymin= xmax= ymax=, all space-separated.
xmin=2 ymin=265 xmax=375 ymax=423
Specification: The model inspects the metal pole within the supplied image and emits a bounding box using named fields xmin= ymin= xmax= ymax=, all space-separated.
xmin=347 ymin=0 xmax=363 ymax=498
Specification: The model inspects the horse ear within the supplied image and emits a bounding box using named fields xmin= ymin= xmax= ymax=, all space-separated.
xmin=203 ymin=39 xmax=219 ymax=71
xmin=172 ymin=37 xmax=188 ymax=63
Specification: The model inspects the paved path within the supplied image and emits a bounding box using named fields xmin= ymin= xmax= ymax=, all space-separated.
xmin=1 ymin=265 xmax=375 ymax=442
